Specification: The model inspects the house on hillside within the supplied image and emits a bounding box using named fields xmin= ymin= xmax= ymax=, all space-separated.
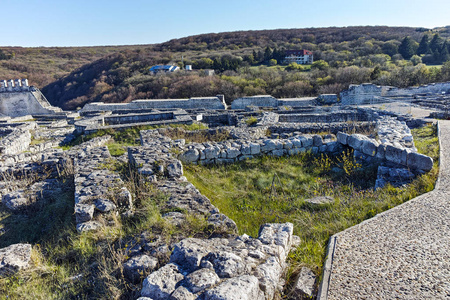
xmin=149 ymin=65 xmax=180 ymax=74
xmin=283 ymin=50 xmax=313 ymax=65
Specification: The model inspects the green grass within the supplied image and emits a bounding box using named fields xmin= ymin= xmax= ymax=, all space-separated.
xmin=184 ymin=124 xmax=439 ymax=283
xmin=61 ymin=123 xmax=209 ymax=151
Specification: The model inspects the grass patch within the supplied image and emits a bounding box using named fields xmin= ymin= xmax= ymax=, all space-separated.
xmin=61 ymin=123 xmax=209 ymax=150
xmin=184 ymin=124 xmax=439 ymax=283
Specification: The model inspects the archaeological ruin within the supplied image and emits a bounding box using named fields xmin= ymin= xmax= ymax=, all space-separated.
xmin=0 ymin=79 xmax=449 ymax=299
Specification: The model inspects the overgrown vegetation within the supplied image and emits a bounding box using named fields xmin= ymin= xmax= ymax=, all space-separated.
xmin=28 ymin=26 xmax=450 ymax=110
xmin=184 ymin=124 xmax=439 ymax=292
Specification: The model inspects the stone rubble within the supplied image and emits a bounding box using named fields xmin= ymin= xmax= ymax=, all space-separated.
xmin=0 ymin=243 xmax=32 ymax=277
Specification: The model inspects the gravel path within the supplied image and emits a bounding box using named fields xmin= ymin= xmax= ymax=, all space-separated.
xmin=319 ymin=120 xmax=450 ymax=299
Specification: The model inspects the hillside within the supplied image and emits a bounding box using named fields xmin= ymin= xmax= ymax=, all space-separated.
xmin=2 ymin=26 xmax=450 ymax=110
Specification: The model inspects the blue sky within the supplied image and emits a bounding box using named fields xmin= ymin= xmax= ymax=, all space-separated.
xmin=1 ymin=0 xmax=449 ymax=47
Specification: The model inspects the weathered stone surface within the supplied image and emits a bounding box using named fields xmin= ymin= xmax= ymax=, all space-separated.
xmin=2 ymin=191 xmax=30 ymax=211
xmin=123 ymin=254 xmax=158 ymax=283
xmin=255 ymin=256 xmax=284 ymax=299
xmin=170 ymin=286 xmax=195 ymax=300
xmin=204 ymin=275 xmax=264 ymax=300
xmin=202 ymin=252 xmax=246 ymax=278
xmin=0 ymin=243 xmax=32 ymax=277
xmin=185 ymin=268 xmax=221 ymax=293
xmin=74 ymin=203 xmax=95 ymax=223
xmin=347 ymin=134 xmax=367 ymax=151
xmin=167 ymin=160 xmax=183 ymax=178
xmin=407 ymin=151 xmax=433 ymax=171
xmin=304 ymin=196 xmax=334 ymax=206
xmin=361 ymin=139 xmax=379 ymax=156
xmin=385 ymin=144 xmax=407 ymax=165
xmin=179 ymin=148 xmax=199 ymax=164
xmin=336 ymin=132 xmax=349 ymax=145
xmin=76 ymin=221 xmax=102 ymax=233
xmin=313 ymin=135 xmax=323 ymax=147
xmin=293 ymin=267 xmax=316 ymax=298
xmin=207 ymin=213 xmax=238 ymax=233
xmin=170 ymin=238 xmax=211 ymax=273
xmin=163 ymin=212 xmax=186 ymax=226
xmin=94 ymin=199 xmax=116 ymax=212
xmin=141 ymin=263 xmax=184 ymax=299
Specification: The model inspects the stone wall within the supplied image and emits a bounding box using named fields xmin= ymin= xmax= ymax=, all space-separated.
xmin=340 ymin=82 xmax=450 ymax=105
xmin=231 ymin=95 xmax=319 ymax=109
xmin=0 ymin=123 xmax=37 ymax=156
xmin=79 ymin=96 xmax=226 ymax=114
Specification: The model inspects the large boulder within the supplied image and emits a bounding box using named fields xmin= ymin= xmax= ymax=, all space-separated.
xmin=407 ymin=152 xmax=433 ymax=171
xmin=123 ymin=254 xmax=158 ymax=283
xmin=0 ymin=243 xmax=32 ymax=277
xmin=184 ymin=268 xmax=221 ymax=293
xmin=204 ymin=275 xmax=264 ymax=300
xmin=141 ymin=263 xmax=184 ymax=299
xmin=170 ymin=238 xmax=211 ymax=273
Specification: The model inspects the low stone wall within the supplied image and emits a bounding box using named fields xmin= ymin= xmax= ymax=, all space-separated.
xmin=336 ymin=132 xmax=433 ymax=172
xmin=0 ymin=122 xmax=37 ymax=156
xmin=125 ymin=128 xmax=300 ymax=299
xmin=79 ymin=96 xmax=226 ymax=114
xmin=340 ymin=82 xmax=450 ymax=105
xmin=269 ymin=121 xmax=375 ymax=135
xmin=73 ymin=142 xmax=132 ymax=233
xmin=74 ymin=109 xmax=193 ymax=134
xmin=177 ymin=134 xmax=342 ymax=165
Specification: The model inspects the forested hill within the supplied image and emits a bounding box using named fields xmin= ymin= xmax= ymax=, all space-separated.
xmin=156 ymin=26 xmax=445 ymax=51
xmin=35 ymin=26 xmax=450 ymax=109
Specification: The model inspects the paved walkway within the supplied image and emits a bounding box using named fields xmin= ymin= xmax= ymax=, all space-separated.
xmin=318 ymin=120 xmax=450 ymax=299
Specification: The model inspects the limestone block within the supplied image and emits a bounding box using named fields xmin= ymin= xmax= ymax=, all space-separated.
xmin=123 ymin=254 xmax=158 ymax=283
xmin=291 ymin=138 xmax=302 ymax=148
xmin=255 ymin=256 xmax=283 ymax=300
xmin=76 ymin=221 xmax=102 ymax=233
xmin=347 ymin=134 xmax=367 ymax=152
xmin=361 ymin=139 xmax=379 ymax=156
xmin=201 ymin=251 xmax=246 ymax=278
xmin=313 ymin=135 xmax=323 ymax=147
xmin=326 ymin=141 xmax=341 ymax=153
xmin=407 ymin=152 xmax=433 ymax=171
xmin=184 ymin=268 xmax=221 ymax=293
xmin=336 ymin=132 xmax=349 ymax=145
xmin=249 ymin=142 xmax=260 ymax=155
xmin=141 ymin=263 xmax=184 ymax=299
xmin=376 ymin=144 xmax=386 ymax=160
xmin=226 ymin=147 xmax=240 ymax=159
xmin=203 ymin=275 xmax=264 ymax=300
xmin=274 ymin=140 xmax=284 ymax=150
xmin=2 ymin=190 xmax=30 ymax=211
xmin=205 ymin=146 xmax=220 ymax=160
xmin=75 ymin=203 xmax=95 ymax=223
xmin=207 ymin=213 xmax=238 ymax=233
xmin=270 ymin=149 xmax=285 ymax=157
xmin=300 ymin=136 xmax=313 ymax=148
xmin=241 ymin=144 xmax=251 ymax=155
xmin=0 ymin=243 xmax=32 ymax=277
xmin=170 ymin=238 xmax=211 ymax=273
xmin=94 ymin=199 xmax=117 ymax=212
xmin=167 ymin=160 xmax=183 ymax=178
xmin=283 ymin=140 xmax=293 ymax=150
xmin=385 ymin=145 xmax=407 ymax=165
xmin=292 ymin=267 xmax=316 ymax=298
xmin=170 ymin=286 xmax=195 ymax=300
xmin=261 ymin=139 xmax=277 ymax=152
xmin=319 ymin=145 xmax=327 ymax=152
xmin=179 ymin=149 xmax=199 ymax=164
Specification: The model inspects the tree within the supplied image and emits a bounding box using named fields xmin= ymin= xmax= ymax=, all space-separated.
xmin=417 ymin=35 xmax=430 ymax=55
xmin=264 ymin=46 xmax=273 ymax=61
xmin=441 ymin=41 xmax=450 ymax=63
xmin=311 ymin=60 xmax=329 ymax=71
xmin=370 ymin=66 xmax=381 ymax=80
xmin=269 ymin=59 xmax=277 ymax=66
xmin=398 ymin=36 xmax=416 ymax=60
xmin=429 ymin=34 xmax=442 ymax=53
xmin=410 ymin=55 xmax=422 ymax=66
